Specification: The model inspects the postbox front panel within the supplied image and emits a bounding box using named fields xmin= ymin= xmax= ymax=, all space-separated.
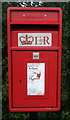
xmin=12 ymin=51 xmax=57 ymax=108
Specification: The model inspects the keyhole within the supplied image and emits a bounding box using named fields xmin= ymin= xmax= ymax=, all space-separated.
xmin=20 ymin=80 xmax=22 ymax=83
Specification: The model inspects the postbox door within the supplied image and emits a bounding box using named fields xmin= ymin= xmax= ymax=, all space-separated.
xmin=12 ymin=51 xmax=57 ymax=108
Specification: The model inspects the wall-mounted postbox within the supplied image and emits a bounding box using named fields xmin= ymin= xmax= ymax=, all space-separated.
xmin=7 ymin=7 xmax=62 ymax=111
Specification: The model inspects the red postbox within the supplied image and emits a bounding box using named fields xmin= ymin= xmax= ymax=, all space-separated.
xmin=7 ymin=7 xmax=62 ymax=111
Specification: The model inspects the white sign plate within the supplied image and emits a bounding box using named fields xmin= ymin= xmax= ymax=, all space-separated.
xmin=18 ymin=33 xmax=52 ymax=46
xmin=27 ymin=63 xmax=45 ymax=95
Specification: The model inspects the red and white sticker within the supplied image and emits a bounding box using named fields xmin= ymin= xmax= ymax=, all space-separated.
xmin=18 ymin=33 xmax=52 ymax=46
xmin=27 ymin=63 xmax=45 ymax=95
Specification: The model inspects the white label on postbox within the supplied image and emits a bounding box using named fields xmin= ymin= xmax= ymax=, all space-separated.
xmin=27 ymin=63 xmax=45 ymax=95
xmin=18 ymin=33 xmax=52 ymax=46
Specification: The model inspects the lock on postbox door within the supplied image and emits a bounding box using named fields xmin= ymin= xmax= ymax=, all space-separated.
xmin=7 ymin=7 xmax=62 ymax=111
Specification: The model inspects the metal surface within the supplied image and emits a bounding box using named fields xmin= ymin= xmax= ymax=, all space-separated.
xmin=33 ymin=52 xmax=39 ymax=59
xmin=7 ymin=7 xmax=62 ymax=111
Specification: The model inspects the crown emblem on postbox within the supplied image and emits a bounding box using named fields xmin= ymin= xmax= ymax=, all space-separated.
xmin=19 ymin=35 xmax=34 ymax=45
xmin=18 ymin=33 xmax=52 ymax=46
